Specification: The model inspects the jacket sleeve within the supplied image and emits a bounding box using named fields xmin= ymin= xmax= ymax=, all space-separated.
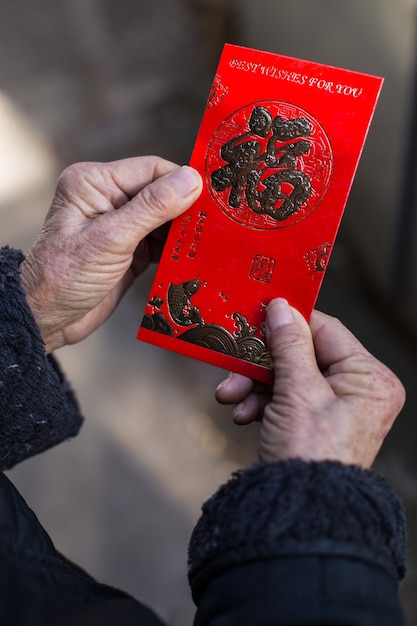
xmin=0 ymin=470 xmax=166 ymax=626
xmin=0 ymin=246 xmax=83 ymax=469
xmin=188 ymin=459 xmax=406 ymax=625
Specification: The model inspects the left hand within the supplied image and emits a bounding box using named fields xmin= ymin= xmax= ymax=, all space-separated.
xmin=20 ymin=157 xmax=202 ymax=352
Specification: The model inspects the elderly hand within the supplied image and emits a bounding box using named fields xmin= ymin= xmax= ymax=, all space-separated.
xmin=20 ymin=157 xmax=202 ymax=353
xmin=216 ymin=298 xmax=405 ymax=468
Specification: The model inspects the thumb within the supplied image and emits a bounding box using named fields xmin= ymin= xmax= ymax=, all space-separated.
xmin=120 ymin=165 xmax=203 ymax=237
xmin=265 ymin=298 xmax=321 ymax=390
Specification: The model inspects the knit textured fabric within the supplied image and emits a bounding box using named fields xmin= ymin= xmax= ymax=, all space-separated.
xmin=0 ymin=246 xmax=83 ymax=469
xmin=188 ymin=459 xmax=407 ymax=602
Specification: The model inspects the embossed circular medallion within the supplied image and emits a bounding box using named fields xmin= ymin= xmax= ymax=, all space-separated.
xmin=205 ymin=101 xmax=333 ymax=229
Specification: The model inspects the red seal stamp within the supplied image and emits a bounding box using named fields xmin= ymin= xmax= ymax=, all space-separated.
xmin=249 ymin=254 xmax=275 ymax=283
xmin=206 ymin=101 xmax=333 ymax=229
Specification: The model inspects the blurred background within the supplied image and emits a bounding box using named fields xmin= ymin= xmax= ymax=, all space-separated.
xmin=1 ymin=0 xmax=417 ymax=623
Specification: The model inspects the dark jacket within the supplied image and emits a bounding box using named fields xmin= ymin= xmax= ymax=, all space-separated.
xmin=0 ymin=246 xmax=407 ymax=625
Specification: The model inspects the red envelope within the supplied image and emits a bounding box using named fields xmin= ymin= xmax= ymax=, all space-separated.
xmin=137 ymin=44 xmax=383 ymax=383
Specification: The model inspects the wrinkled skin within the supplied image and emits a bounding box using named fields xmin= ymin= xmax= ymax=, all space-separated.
xmin=216 ymin=298 xmax=406 ymax=468
xmin=20 ymin=157 xmax=202 ymax=353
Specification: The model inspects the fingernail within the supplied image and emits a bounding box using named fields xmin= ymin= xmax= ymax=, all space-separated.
xmin=266 ymin=298 xmax=294 ymax=336
xmin=232 ymin=402 xmax=244 ymax=421
xmin=169 ymin=166 xmax=201 ymax=197
xmin=216 ymin=372 xmax=233 ymax=393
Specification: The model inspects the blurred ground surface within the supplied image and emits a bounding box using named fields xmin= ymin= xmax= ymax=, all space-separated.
xmin=0 ymin=1 xmax=417 ymax=624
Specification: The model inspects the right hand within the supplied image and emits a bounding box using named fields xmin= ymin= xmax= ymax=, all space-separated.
xmin=216 ymin=298 xmax=406 ymax=468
